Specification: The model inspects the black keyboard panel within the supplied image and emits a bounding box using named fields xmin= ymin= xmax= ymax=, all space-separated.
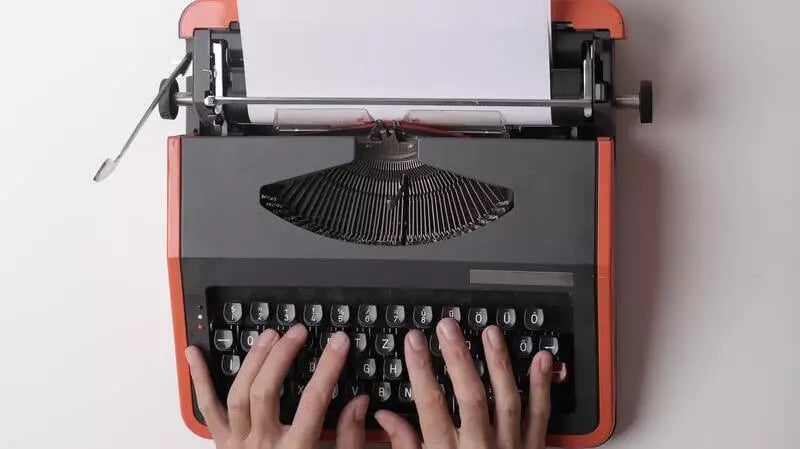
xmin=204 ymin=287 xmax=576 ymax=428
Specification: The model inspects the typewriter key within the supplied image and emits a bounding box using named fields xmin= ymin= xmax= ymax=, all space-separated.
xmin=303 ymin=304 xmax=323 ymax=326
xmin=524 ymin=308 xmax=545 ymax=330
xmin=276 ymin=304 xmax=297 ymax=326
xmin=375 ymin=334 xmax=396 ymax=355
xmin=223 ymin=303 xmax=243 ymax=324
xmin=221 ymin=355 xmax=241 ymax=376
xmin=240 ymin=330 xmax=259 ymax=352
xmin=386 ymin=305 xmax=406 ymax=327
xmin=250 ymin=302 xmax=269 ymax=324
xmin=357 ymin=305 xmax=378 ymax=327
xmin=213 ymin=330 xmax=234 ymax=352
xmin=497 ymin=308 xmax=517 ymax=330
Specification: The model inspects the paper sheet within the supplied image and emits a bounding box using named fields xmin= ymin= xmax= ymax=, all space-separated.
xmin=236 ymin=0 xmax=552 ymax=126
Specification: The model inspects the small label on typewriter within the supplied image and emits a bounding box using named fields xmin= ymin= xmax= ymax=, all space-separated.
xmin=469 ymin=270 xmax=574 ymax=287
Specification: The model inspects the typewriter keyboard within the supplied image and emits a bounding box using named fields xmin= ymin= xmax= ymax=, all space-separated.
xmin=203 ymin=288 xmax=575 ymax=428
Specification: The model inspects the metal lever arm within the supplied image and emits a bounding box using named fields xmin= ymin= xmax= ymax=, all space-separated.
xmin=92 ymin=52 xmax=193 ymax=182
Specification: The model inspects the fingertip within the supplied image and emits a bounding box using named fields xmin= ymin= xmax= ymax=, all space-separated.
xmin=184 ymin=346 xmax=204 ymax=370
xmin=330 ymin=331 xmax=350 ymax=351
xmin=530 ymin=351 xmax=553 ymax=385
xmin=405 ymin=329 xmax=426 ymax=352
xmin=483 ymin=325 xmax=505 ymax=350
xmin=436 ymin=317 xmax=461 ymax=342
xmin=285 ymin=323 xmax=308 ymax=340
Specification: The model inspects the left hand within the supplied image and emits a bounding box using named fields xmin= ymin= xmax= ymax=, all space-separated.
xmin=185 ymin=324 xmax=368 ymax=449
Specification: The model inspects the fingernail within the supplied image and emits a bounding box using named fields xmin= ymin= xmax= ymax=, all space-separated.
xmin=438 ymin=318 xmax=460 ymax=341
xmin=331 ymin=331 xmax=349 ymax=350
xmin=257 ymin=329 xmax=277 ymax=347
xmin=286 ymin=324 xmax=307 ymax=340
xmin=353 ymin=396 xmax=369 ymax=422
xmin=538 ymin=352 xmax=553 ymax=374
xmin=486 ymin=326 xmax=504 ymax=350
xmin=407 ymin=330 xmax=425 ymax=351
xmin=184 ymin=347 xmax=198 ymax=369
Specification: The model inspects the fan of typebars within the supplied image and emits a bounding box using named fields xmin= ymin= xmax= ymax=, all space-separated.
xmin=259 ymin=127 xmax=514 ymax=246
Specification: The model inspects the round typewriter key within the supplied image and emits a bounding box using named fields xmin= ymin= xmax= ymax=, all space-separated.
xmin=538 ymin=335 xmax=560 ymax=355
xmin=386 ymin=305 xmax=406 ymax=327
xmin=276 ymin=304 xmax=297 ymax=325
xmin=399 ymin=382 xmax=414 ymax=403
xmin=357 ymin=358 xmax=377 ymax=380
xmin=412 ymin=306 xmax=434 ymax=328
xmin=303 ymin=304 xmax=323 ymax=326
xmin=384 ymin=358 xmax=403 ymax=380
xmin=513 ymin=336 xmax=534 ymax=357
xmin=467 ymin=307 xmax=489 ymax=330
xmin=357 ymin=304 xmax=378 ymax=327
xmin=441 ymin=306 xmax=462 ymax=323
xmin=240 ymin=330 xmax=259 ymax=352
xmin=523 ymin=307 xmax=544 ymax=330
xmin=250 ymin=302 xmax=269 ymax=324
xmin=497 ymin=308 xmax=517 ymax=330
xmin=375 ymin=333 xmax=396 ymax=355
xmin=221 ymin=354 xmax=241 ymax=376
xmin=223 ymin=303 xmax=243 ymax=324
xmin=213 ymin=330 xmax=234 ymax=351
xmin=330 ymin=305 xmax=351 ymax=327
xmin=474 ymin=358 xmax=486 ymax=378
xmin=429 ymin=333 xmax=442 ymax=357
xmin=352 ymin=332 xmax=368 ymax=354
xmin=372 ymin=382 xmax=392 ymax=402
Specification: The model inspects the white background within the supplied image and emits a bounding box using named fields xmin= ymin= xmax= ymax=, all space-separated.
xmin=0 ymin=1 xmax=797 ymax=448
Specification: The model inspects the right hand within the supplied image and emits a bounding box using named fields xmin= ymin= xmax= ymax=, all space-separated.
xmin=374 ymin=318 xmax=558 ymax=449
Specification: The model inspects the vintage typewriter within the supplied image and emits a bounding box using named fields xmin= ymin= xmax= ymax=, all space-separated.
xmin=94 ymin=0 xmax=652 ymax=446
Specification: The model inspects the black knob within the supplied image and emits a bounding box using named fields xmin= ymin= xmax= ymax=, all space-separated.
xmin=640 ymin=80 xmax=653 ymax=124
xmin=158 ymin=78 xmax=179 ymax=120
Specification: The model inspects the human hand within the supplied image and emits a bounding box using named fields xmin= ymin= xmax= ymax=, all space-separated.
xmin=373 ymin=318 xmax=556 ymax=449
xmin=185 ymin=318 xmax=557 ymax=449
xmin=185 ymin=324 xmax=369 ymax=449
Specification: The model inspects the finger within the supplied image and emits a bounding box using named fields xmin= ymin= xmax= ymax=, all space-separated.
xmin=249 ymin=324 xmax=308 ymax=436
xmin=482 ymin=326 xmax=521 ymax=449
xmin=436 ymin=319 xmax=491 ymax=440
xmin=185 ymin=346 xmax=230 ymax=439
xmin=226 ymin=329 xmax=279 ymax=439
xmin=288 ymin=331 xmax=350 ymax=446
xmin=335 ymin=395 xmax=370 ymax=449
xmin=375 ymin=410 xmax=421 ymax=449
xmin=524 ymin=351 xmax=553 ymax=449
xmin=404 ymin=329 xmax=456 ymax=449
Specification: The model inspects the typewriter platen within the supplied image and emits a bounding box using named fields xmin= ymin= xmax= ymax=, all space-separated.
xmin=96 ymin=0 xmax=652 ymax=446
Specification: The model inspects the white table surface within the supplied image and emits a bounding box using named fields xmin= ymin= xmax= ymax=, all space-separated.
xmin=0 ymin=1 xmax=797 ymax=448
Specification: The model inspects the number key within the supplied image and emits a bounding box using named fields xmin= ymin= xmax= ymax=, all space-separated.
xmin=386 ymin=305 xmax=406 ymax=327
xmin=277 ymin=304 xmax=296 ymax=325
xmin=303 ymin=304 xmax=323 ymax=326
xmin=223 ymin=303 xmax=243 ymax=324
xmin=413 ymin=306 xmax=434 ymax=328
xmin=357 ymin=305 xmax=378 ymax=327
xmin=250 ymin=302 xmax=269 ymax=324
xmin=240 ymin=330 xmax=259 ymax=352
xmin=330 ymin=305 xmax=350 ymax=327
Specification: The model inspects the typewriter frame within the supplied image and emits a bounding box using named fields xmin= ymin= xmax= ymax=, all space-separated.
xmin=167 ymin=0 xmax=623 ymax=447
